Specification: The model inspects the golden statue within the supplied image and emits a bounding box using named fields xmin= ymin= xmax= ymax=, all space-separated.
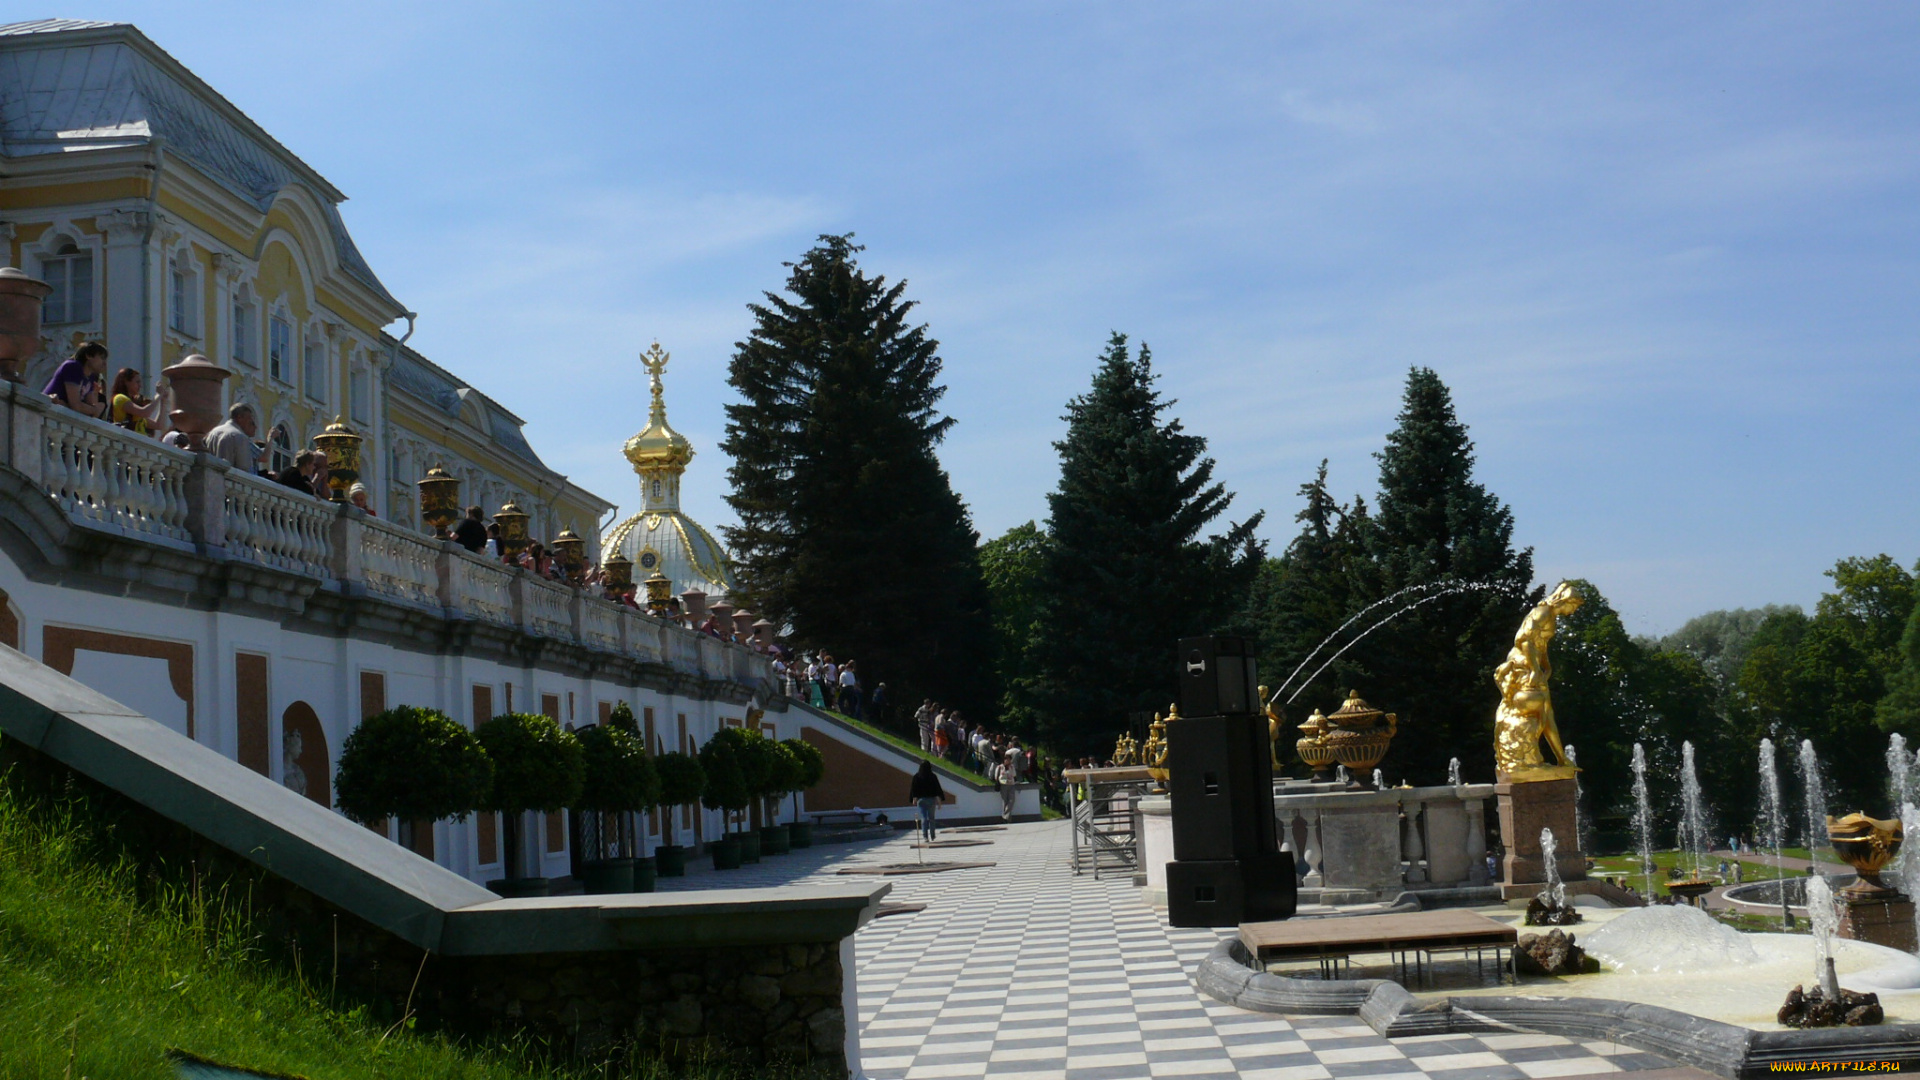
xmin=1494 ymin=581 xmax=1583 ymax=782
xmin=1143 ymin=710 xmax=1170 ymax=793
xmin=1259 ymin=685 xmax=1282 ymax=769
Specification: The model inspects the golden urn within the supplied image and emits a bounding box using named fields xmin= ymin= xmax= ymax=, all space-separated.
xmin=552 ymin=527 xmax=587 ymax=583
xmin=1296 ymin=708 xmax=1338 ymax=779
xmin=494 ymin=501 xmax=531 ymax=560
xmin=311 ymin=416 xmax=363 ymax=502
xmin=603 ymin=551 xmax=633 ymax=592
xmin=643 ymin=569 xmax=674 ymax=618
xmin=1144 ymin=706 xmax=1174 ymax=793
xmin=1323 ymin=690 xmax=1398 ymax=775
xmin=1113 ymin=733 xmax=1139 ymax=767
xmin=417 ymin=464 xmax=460 ymax=535
xmin=1829 ymin=813 xmax=1903 ymax=891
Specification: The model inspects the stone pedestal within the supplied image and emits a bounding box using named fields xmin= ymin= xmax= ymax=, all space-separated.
xmin=1316 ymin=792 xmax=1405 ymax=902
xmin=1837 ymin=885 xmax=1918 ymax=953
xmin=1496 ymin=778 xmax=1585 ymax=900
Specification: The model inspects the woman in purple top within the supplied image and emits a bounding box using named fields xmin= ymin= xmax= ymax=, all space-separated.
xmin=43 ymin=341 xmax=109 ymax=419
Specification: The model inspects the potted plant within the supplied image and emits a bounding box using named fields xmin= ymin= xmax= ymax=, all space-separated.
xmin=576 ymin=721 xmax=660 ymax=894
xmin=759 ymin=739 xmax=801 ymax=856
xmin=781 ymin=737 xmax=825 ymax=848
xmin=653 ymin=750 xmax=705 ymax=877
xmin=733 ymin=727 xmax=775 ymax=862
xmin=474 ymin=712 xmax=584 ymax=897
xmin=334 ymin=705 xmax=492 ymax=855
xmin=699 ymin=728 xmax=753 ymax=870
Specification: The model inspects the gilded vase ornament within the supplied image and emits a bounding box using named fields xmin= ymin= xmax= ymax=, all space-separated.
xmin=1113 ymin=733 xmax=1139 ymax=767
xmin=1295 ymin=708 xmax=1337 ymax=779
xmin=1322 ymin=690 xmax=1398 ymax=776
xmin=1494 ymin=581 xmax=1583 ymax=783
xmin=1143 ymin=711 xmax=1170 ymax=793
xmin=1828 ymin=813 xmax=1903 ymax=889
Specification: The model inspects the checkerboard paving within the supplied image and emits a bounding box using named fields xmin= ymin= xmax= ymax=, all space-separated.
xmin=654 ymin=821 xmax=1690 ymax=1080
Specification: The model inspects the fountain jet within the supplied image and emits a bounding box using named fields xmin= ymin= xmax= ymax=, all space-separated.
xmin=1800 ymin=740 xmax=1829 ymax=873
xmin=1760 ymin=738 xmax=1793 ymax=928
xmin=1632 ymin=743 xmax=1655 ymax=898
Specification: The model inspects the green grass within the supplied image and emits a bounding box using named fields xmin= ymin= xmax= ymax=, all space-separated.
xmin=804 ymin=706 xmax=994 ymax=786
xmin=1590 ymin=849 xmax=1797 ymax=883
xmin=0 ymin=783 xmax=824 ymax=1080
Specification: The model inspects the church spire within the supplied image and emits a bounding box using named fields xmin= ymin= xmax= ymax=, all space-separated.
xmin=621 ymin=342 xmax=694 ymax=512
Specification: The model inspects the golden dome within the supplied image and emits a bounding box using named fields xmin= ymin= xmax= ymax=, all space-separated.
xmin=623 ymin=343 xmax=694 ymax=473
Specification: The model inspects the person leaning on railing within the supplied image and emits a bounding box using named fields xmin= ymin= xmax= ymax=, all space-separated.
xmin=205 ymin=402 xmax=267 ymax=475
xmin=43 ymin=341 xmax=109 ymax=419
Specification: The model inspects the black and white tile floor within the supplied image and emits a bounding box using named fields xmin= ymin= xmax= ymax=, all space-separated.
xmin=656 ymin=821 xmax=1686 ymax=1080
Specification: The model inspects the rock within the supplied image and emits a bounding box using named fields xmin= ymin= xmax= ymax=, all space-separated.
xmin=738 ymin=974 xmax=782 ymax=1012
xmin=660 ymin=994 xmax=703 ymax=1036
xmin=1513 ymin=929 xmax=1597 ymax=976
xmin=1525 ymin=894 xmax=1583 ymax=926
xmin=1778 ymin=984 xmax=1882 ymax=1028
xmin=806 ymin=1005 xmax=844 ymax=1055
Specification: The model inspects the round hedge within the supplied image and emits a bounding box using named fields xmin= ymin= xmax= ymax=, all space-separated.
xmin=474 ymin=712 xmax=584 ymax=814
xmin=782 ymin=737 xmax=825 ymax=792
xmin=607 ymin=700 xmax=639 ymax=733
xmin=577 ymin=723 xmax=660 ymax=812
xmin=654 ymin=750 xmax=705 ymax=810
xmin=699 ymin=728 xmax=752 ymax=816
xmin=334 ymin=705 xmax=492 ymax=825
xmin=763 ymin=739 xmax=803 ymax=798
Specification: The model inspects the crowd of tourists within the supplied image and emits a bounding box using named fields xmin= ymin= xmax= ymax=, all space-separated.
xmin=44 ymin=341 xmax=382 ymax=513
xmin=774 ymin=653 xmax=881 ymax=718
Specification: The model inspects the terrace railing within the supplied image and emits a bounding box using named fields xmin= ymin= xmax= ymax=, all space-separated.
xmin=0 ymin=384 xmax=773 ymax=696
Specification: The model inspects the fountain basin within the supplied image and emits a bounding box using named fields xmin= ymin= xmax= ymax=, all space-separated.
xmin=1724 ymin=873 xmax=1866 ymax=915
xmin=1443 ymin=905 xmax=1920 ymax=1029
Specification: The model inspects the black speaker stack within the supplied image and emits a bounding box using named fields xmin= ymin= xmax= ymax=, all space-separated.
xmin=1164 ymin=635 xmax=1298 ymax=927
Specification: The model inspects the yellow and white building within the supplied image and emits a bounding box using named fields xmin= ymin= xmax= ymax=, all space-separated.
xmin=0 ymin=17 xmax=608 ymax=546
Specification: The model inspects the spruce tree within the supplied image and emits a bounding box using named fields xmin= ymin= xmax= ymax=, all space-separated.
xmin=1252 ymin=462 xmax=1375 ymax=717
xmin=721 ymin=236 xmax=993 ymax=718
xmin=1348 ymin=367 xmax=1536 ymax=783
xmin=1026 ymin=333 xmax=1264 ymax=754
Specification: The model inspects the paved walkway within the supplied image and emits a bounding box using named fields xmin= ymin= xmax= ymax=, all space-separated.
xmin=658 ymin=821 xmax=1694 ymax=1080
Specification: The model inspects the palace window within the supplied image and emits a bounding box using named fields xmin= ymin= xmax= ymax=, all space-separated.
xmin=268 ymin=314 xmax=292 ymax=383
xmin=230 ymin=286 xmax=257 ymax=367
xmin=167 ymin=253 xmax=197 ymax=336
xmin=349 ymin=361 xmax=370 ymax=424
xmin=39 ymin=240 xmax=93 ymax=325
xmin=302 ymin=328 xmax=326 ymax=403
xmin=268 ymin=424 xmax=294 ymax=475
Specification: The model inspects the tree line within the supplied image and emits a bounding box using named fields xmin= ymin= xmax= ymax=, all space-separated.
xmin=717 ymin=236 xmax=1919 ymax=845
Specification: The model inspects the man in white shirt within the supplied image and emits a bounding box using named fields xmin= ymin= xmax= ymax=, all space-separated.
xmin=838 ymin=661 xmax=861 ymax=719
xmin=915 ymin=700 xmax=935 ymax=751
xmin=204 ymin=402 xmax=265 ymax=475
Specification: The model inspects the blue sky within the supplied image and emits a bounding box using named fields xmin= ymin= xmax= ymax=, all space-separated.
xmin=94 ymin=2 xmax=1920 ymax=634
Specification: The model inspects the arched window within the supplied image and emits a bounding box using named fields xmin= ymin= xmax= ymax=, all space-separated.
xmin=167 ymin=250 xmax=198 ymax=337
xmin=348 ymin=350 xmax=371 ymax=424
xmin=38 ymin=238 xmax=92 ymax=325
xmin=269 ymin=423 xmax=294 ymax=475
xmin=302 ymin=324 xmax=326 ymax=403
xmin=230 ymin=284 xmax=257 ymax=368
xmin=268 ymin=309 xmax=293 ymax=384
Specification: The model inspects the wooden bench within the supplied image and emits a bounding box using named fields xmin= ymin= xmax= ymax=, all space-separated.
xmin=1240 ymin=908 xmax=1517 ymax=986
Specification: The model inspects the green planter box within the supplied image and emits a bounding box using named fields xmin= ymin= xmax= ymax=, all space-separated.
xmin=581 ymin=857 xmax=634 ymax=894
xmin=739 ymin=828 xmax=762 ymax=863
xmin=486 ymin=876 xmax=550 ymax=898
xmin=761 ymin=823 xmax=790 ymax=856
xmin=633 ymin=855 xmax=657 ymax=893
xmin=789 ymin=822 xmax=813 ymax=849
xmin=711 ymin=836 xmax=743 ymax=870
xmin=655 ymin=844 xmax=687 ymax=877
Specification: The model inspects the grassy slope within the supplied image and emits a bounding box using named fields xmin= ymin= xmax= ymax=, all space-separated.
xmin=0 ymin=787 xmax=815 ymax=1080
xmin=802 ymin=705 xmax=993 ymax=787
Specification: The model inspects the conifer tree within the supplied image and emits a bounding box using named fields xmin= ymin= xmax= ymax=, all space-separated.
xmin=1352 ymin=367 xmax=1536 ymax=782
xmin=1251 ymin=462 xmax=1374 ymax=711
xmin=721 ymin=235 xmax=992 ymax=717
xmin=1026 ymin=334 xmax=1263 ymax=754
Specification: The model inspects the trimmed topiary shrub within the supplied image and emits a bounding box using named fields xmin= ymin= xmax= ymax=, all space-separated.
xmin=577 ymin=723 xmax=660 ymax=861
xmin=334 ymin=705 xmax=492 ymax=826
xmin=606 ymin=700 xmax=639 ymax=733
xmin=782 ymin=736 xmax=825 ymax=818
xmin=475 ymin=713 xmax=585 ymax=814
xmin=653 ymin=750 xmax=705 ymax=848
xmin=474 ymin=713 xmax=584 ymax=881
xmin=698 ymin=728 xmax=754 ymax=832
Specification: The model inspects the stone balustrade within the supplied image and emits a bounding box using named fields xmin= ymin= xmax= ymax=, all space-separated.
xmin=1277 ymin=781 xmax=1495 ymax=903
xmin=0 ymin=382 xmax=774 ymax=701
